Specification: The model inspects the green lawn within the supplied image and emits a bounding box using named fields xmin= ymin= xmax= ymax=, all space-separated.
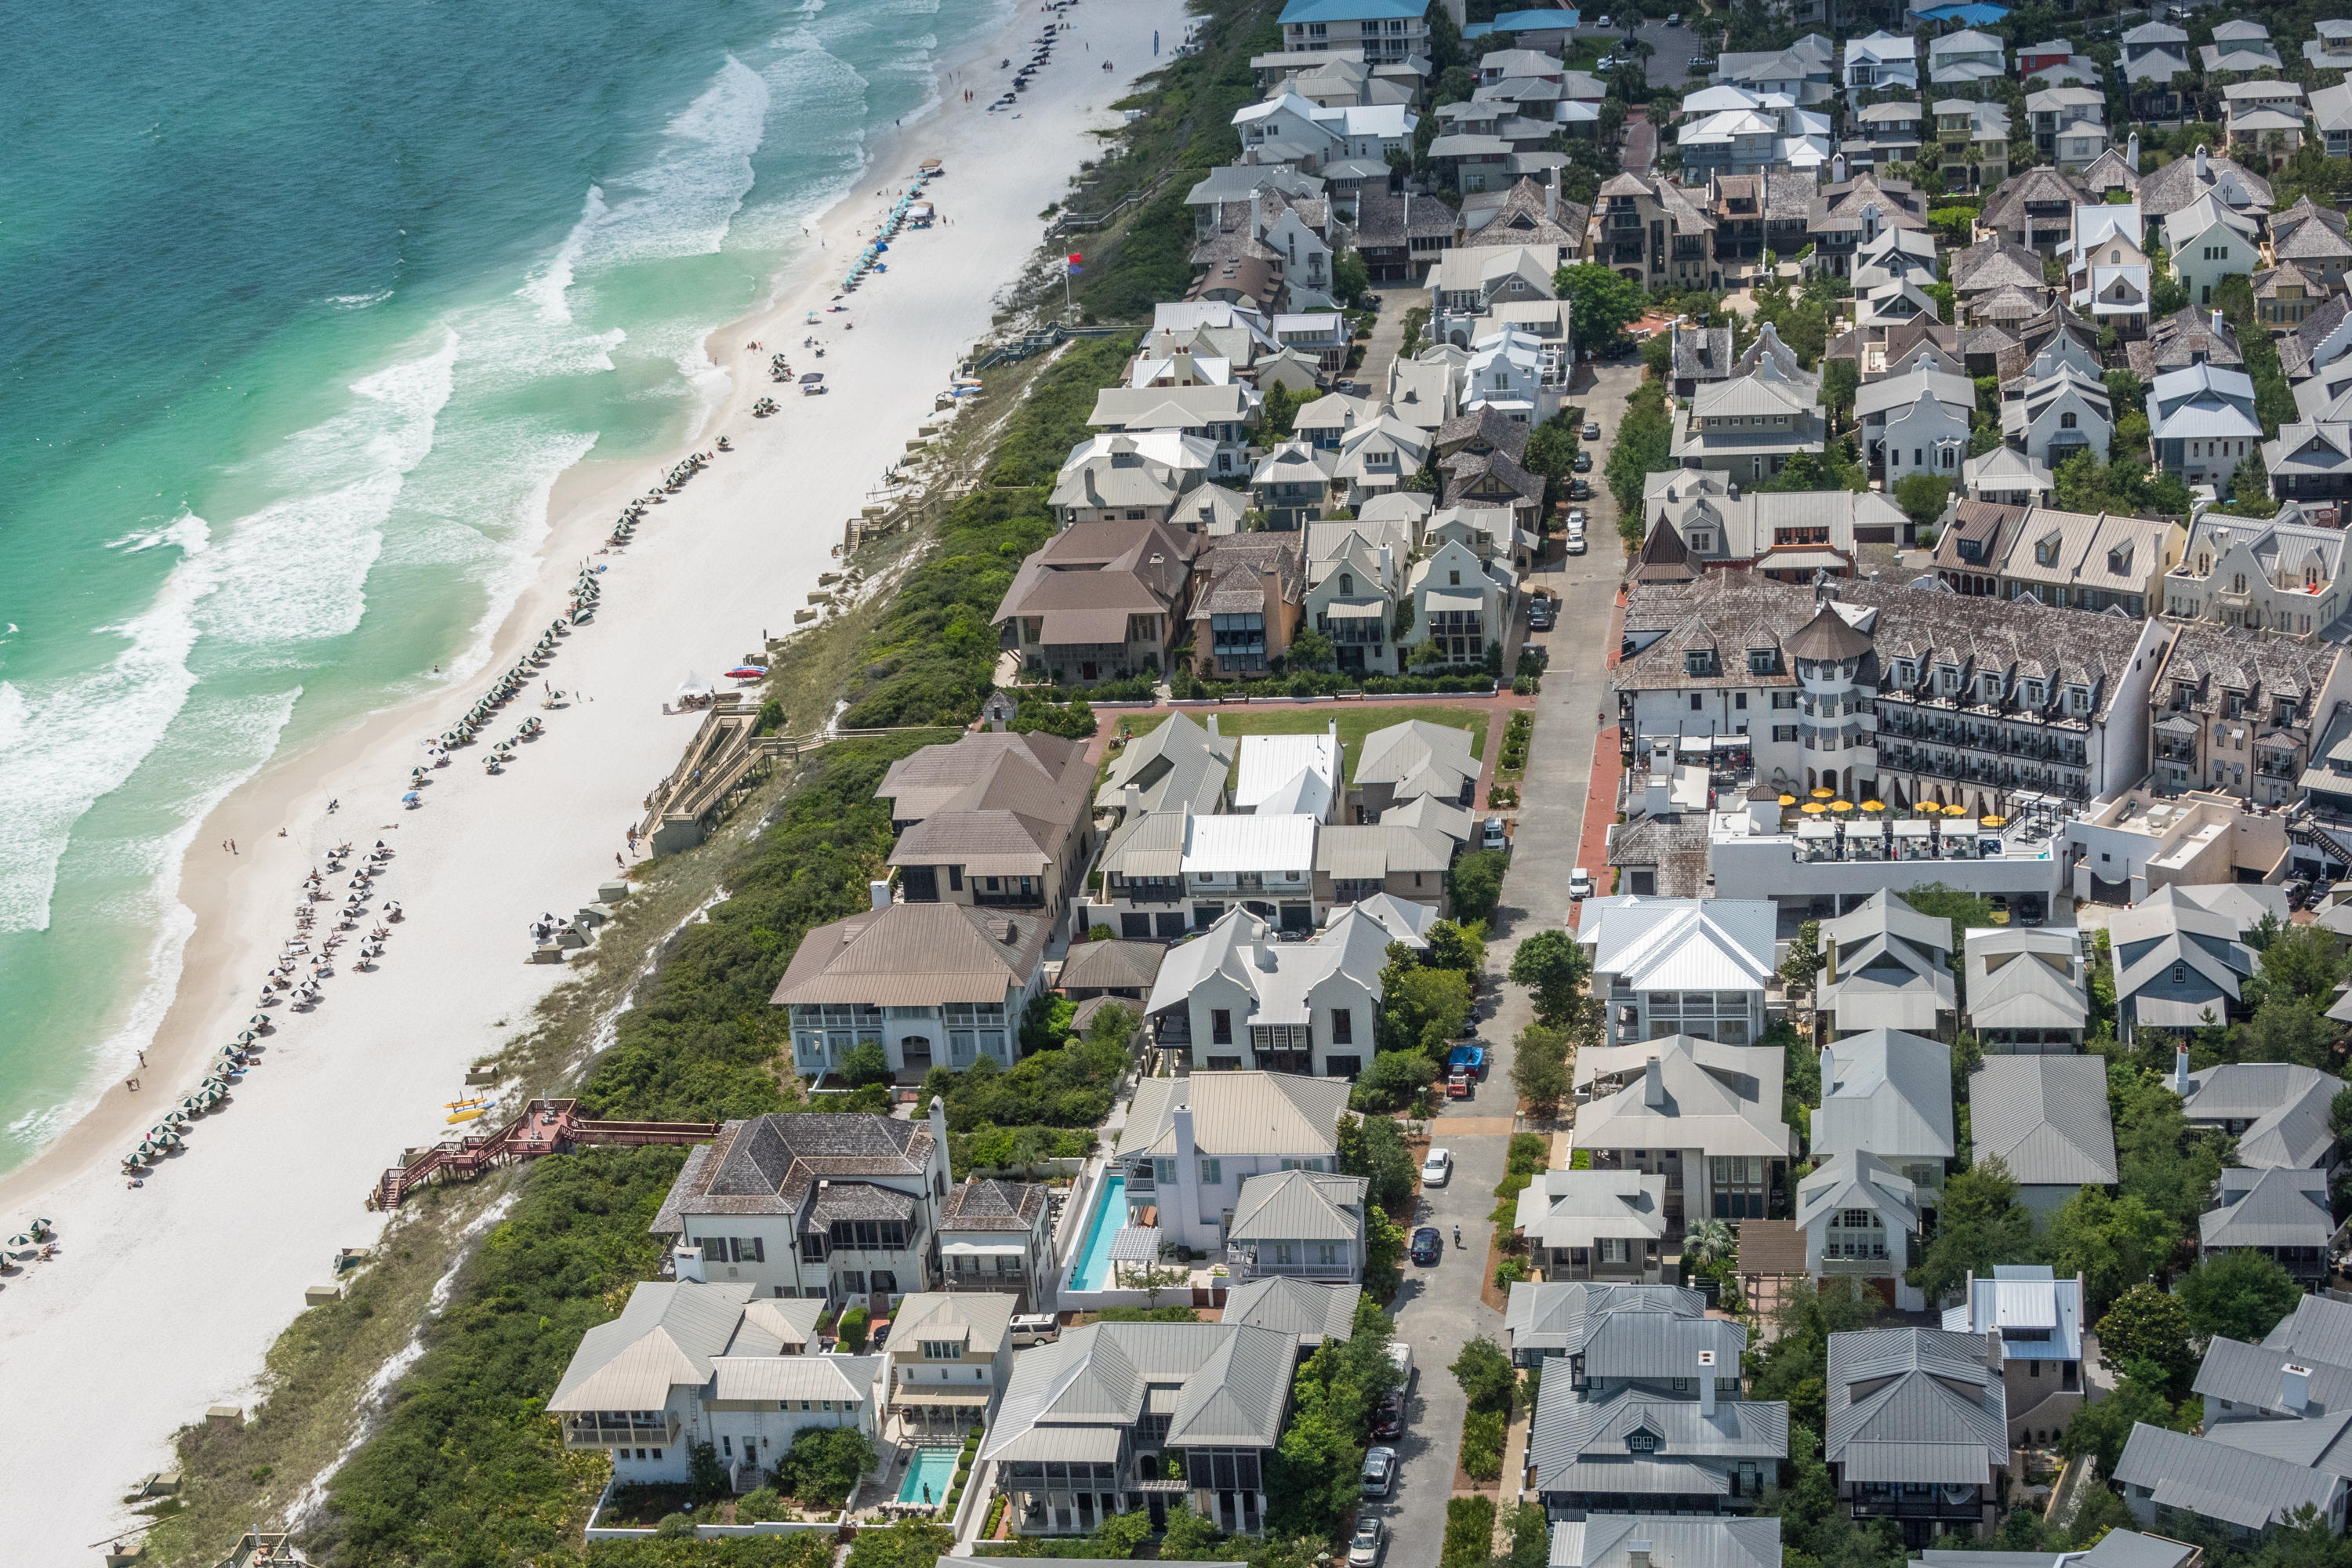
xmin=1106 ymin=704 xmax=1490 ymax=788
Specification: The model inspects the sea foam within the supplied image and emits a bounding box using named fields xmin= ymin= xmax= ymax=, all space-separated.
xmin=587 ymin=55 xmax=771 ymax=268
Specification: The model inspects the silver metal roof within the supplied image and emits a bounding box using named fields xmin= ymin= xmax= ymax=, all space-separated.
xmin=1548 ymin=1516 xmax=1784 ymax=1568
xmin=1825 ymin=1328 xmax=2008 ymax=1484
xmin=1967 ymin=1055 xmax=2118 ymax=1188
xmin=2114 ymin=1421 xmax=2344 ymax=1530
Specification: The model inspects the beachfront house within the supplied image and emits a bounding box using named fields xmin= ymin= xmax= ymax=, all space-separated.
xmin=1114 ymin=1069 xmax=1348 ymax=1256
xmin=884 ymin=1290 xmax=1015 ymax=1436
xmin=1048 ymin=433 xmax=1215 ymax=528
xmin=775 ymin=893 xmax=1045 ymax=1081
xmin=939 ymin=1178 xmax=1057 ymax=1314
xmin=652 ymin=1099 xmax=956 ymax=1307
xmin=981 ymin=1319 xmax=1298 ymax=1537
xmin=991 ymin=517 xmax=1199 ymax=686
xmin=547 ymin=1279 xmax=882 ymax=1493
xmin=877 ymin=729 xmax=1097 ymax=918
xmin=1142 ymin=905 xmax=1391 ymax=1076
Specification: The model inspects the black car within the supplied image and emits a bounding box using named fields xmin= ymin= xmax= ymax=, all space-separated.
xmin=1572 ymin=450 xmax=1592 ymax=472
xmin=1410 ymin=1225 xmax=1443 ymax=1265
xmin=1371 ymin=1392 xmax=1406 ymax=1439
xmin=1567 ymin=477 xmax=1591 ymax=499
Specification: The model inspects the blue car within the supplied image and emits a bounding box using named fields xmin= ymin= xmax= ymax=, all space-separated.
xmin=1447 ymin=1044 xmax=1486 ymax=1080
xmin=1410 ymin=1226 xmax=1443 ymax=1265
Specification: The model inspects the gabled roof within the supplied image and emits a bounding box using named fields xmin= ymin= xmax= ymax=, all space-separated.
xmin=1826 ymin=1327 xmax=2009 ymax=1483
xmin=1530 ymin=1379 xmax=1790 ymax=1496
xmin=654 ymin=1111 xmax=935 ymax=1227
xmin=1796 ymin=1150 xmax=1921 ymax=1236
xmin=1503 ymin=1281 xmax=1722 ymax=1359
xmin=1515 ymin=1169 xmax=1672 ymax=1250
xmin=1573 ymin=1034 xmax=1793 ymax=1160
xmin=2181 ymin=1062 xmax=2346 ymax=1170
xmin=1123 ymin=1069 xmax=1348 ymax=1160
xmin=2107 ymin=891 xmax=2258 ymax=1025
xmin=1355 ymin=718 xmax=1480 ymax=802
xmin=774 ymin=902 xmax=1046 ymax=1008
xmin=1939 ymin=1264 xmax=2085 ymax=1361
xmin=1969 ymin=1054 xmax=2118 ymax=1187
xmin=1581 ymin=897 xmax=1778 ymax=992
xmin=1228 ymin=1168 xmax=1366 ymax=1242
xmin=548 ymin=1279 xmax=757 ymax=1412
xmin=982 ymin=1321 xmax=1294 ymax=1461
xmin=2114 ymin=1422 xmax=2343 ymax=1530
xmin=1965 ymin=927 xmax=2089 ymax=1033
xmin=1811 ymin=1029 xmax=1956 ymax=1161
xmin=891 ymin=1290 xmax=1014 ymax=1356
xmin=2203 ymin=1167 xmax=2334 ymax=1250
xmin=1098 ymin=710 xmax=1236 ymax=817
xmin=940 ymin=1178 xmax=1048 ymax=1234
xmin=1056 ymin=938 xmax=1166 ymax=996
xmin=1221 ymin=1276 xmax=1363 ymax=1346
xmin=1549 ymin=1516 xmax=1784 ymax=1568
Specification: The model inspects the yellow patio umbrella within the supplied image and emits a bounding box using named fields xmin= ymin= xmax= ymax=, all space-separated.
xmin=1944 ymin=803 xmax=1970 ymax=815
xmin=1980 ymin=815 xmax=2006 ymax=827
xmin=1830 ymin=799 xmax=1854 ymax=811
xmin=1860 ymin=800 xmax=1886 ymax=811
xmin=1800 ymin=801 xmax=1826 ymax=815
xmin=1777 ymin=793 xmax=1796 ymax=806
xmin=1809 ymin=787 xmax=1835 ymax=799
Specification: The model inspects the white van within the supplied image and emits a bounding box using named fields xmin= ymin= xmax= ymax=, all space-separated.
xmin=1388 ymin=1341 xmax=1414 ymax=1387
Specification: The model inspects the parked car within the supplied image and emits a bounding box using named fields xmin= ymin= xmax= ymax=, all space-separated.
xmin=1350 ymin=1515 xmax=1388 ymax=1566
xmin=1482 ymin=815 xmax=1509 ymax=853
xmin=1566 ymin=506 xmax=1588 ymax=528
xmin=1361 ymin=1447 xmax=1397 ymax=1497
xmin=1581 ymin=419 xmax=1602 ymax=439
xmin=1389 ymin=1343 xmax=1414 ymax=1385
xmin=1595 ymin=15 xmax=1612 ymax=28
xmin=1335 ymin=377 xmax=1358 ymax=394
xmin=1567 ymin=477 xmax=1591 ymax=499
xmin=1529 ymin=596 xmax=1556 ymax=630
xmin=1667 ymin=11 xmax=1682 ymax=24
xmin=1421 ymin=1146 xmax=1453 ymax=1186
xmin=1572 ymin=449 xmax=1592 ymax=472
xmin=1566 ymin=533 xmax=1587 ymax=554
xmin=1371 ymin=1391 xmax=1406 ymax=1439
xmin=1570 ymin=866 xmax=1594 ymax=901
xmin=1446 ymin=1069 xmax=1473 ymax=1099
xmin=1449 ymin=1043 xmax=1487 ymax=1079
xmin=1410 ymin=1225 xmax=1443 ymax=1265
xmin=1009 ymin=1313 xmax=1059 ymax=1347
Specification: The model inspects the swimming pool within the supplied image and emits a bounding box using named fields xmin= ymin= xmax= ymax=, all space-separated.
xmin=898 ymin=1445 xmax=960 ymax=1506
xmin=1069 ymin=1172 xmax=1129 ymax=1292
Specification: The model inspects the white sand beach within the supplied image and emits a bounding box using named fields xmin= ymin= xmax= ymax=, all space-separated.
xmin=0 ymin=0 xmax=1189 ymax=1548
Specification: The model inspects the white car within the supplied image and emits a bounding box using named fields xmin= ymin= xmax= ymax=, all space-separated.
xmin=1565 ymin=533 xmax=1588 ymax=554
xmin=1421 ymin=1147 xmax=1453 ymax=1186
xmin=1349 ymin=1515 xmax=1388 ymax=1566
xmin=1596 ymin=14 xmax=1612 ymax=27
xmin=1566 ymin=506 xmax=1588 ymax=528
xmin=1361 ymin=1446 xmax=1398 ymax=1497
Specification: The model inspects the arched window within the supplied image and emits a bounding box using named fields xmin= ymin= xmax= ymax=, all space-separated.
xmin=1339 ymin=572 xmax=1354 ymax=595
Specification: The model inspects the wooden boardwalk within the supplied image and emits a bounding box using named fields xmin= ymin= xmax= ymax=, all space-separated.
xmin=368 ymin=1098 xmax=717 ymax=1210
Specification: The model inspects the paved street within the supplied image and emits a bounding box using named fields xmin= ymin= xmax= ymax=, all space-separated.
xmin=1377 ymin=362 xmax=1642 ymax=1566
xmin=1565 ymin=16 xmax=1708 ymax=90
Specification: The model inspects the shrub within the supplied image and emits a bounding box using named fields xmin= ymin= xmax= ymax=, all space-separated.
xmin=1443 ymin=1497 xmax=1499 ymax=1568
xmin=1451 ymin=1334 xmax=1517 ymax=1414
xmin=838 ymin=1040 xmax=893 ymax=1087
xmin=837 ymin=1305 xmax=871 ymax=1353
xmin=774 ymin=1425 xmax=876 ymax=1508
xmin=1461 ymin=1408 xmax=1508 ymax=1480
xmin=656 ymin=1514 xmax=697 ymax=1538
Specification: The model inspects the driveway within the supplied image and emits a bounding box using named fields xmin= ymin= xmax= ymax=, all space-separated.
xmin=1376 ymin=364 xmax=1642 ymax=1565
xmin=1568 ymin=16 xmax=1708 ymax=89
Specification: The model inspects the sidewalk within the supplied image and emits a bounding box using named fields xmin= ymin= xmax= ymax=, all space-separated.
xmin=1566 ymin=726 xmax=1623 ymax=929
xmin=1491 ymin=1395 xmax=1534 ymax=1541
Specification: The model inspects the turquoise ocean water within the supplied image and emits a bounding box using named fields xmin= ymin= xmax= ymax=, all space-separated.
xmin=0 ymin=0 xmax=1013 ymax=1173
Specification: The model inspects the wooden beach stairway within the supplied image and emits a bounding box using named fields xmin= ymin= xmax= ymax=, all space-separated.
xmin=367 ymin=1098 xmax=717 ymax=1210
xmin=637 ymin=696 xmax=791 ymax=855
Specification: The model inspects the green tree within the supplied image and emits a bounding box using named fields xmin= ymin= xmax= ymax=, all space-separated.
xmin=2181 ymin=1249 xmax=2303 ymax=1345
xmin=1820 ymin=358 xmax=1860 ymax=430
xmin=837 ymin=1305 xmax=871 ymax=1353
xmin=1555 ymin=263 xmax=1650 ymax=348
xmin=2058 ymin=1358 xmax=2181 ymax=1474
xmin=1503 ymin=1501 xmax=1552 ymax=1568
xmin=1350 ymin=1048 xmax=1439 ymax=1113
xmin=2237 ymin=998 xmax=2339 ymax=1073
xmin=1449 ymin=848 xmax=1508 ymax=924
xmin=838 ymin=1040 xmax=893 ymax=1086
xmin=1381 ymin=963 xmax=1473 ymax=1054
xmin=1778 ymin=920 xmax=1821 ymax=999
xmin=1365 ymin=1202 xmax=1407 ymax=1276
xmin=1287 ymin=627 xmax=1335 ymax=673
xmin=688 ymin=1438 xmax=732 ymax=1501
xmin=1336 ymin=1112 xmax=1419 ymax=1214
xmin=1509 ymin=928 xmax=1591 ymax=1024
xmin=1425 ymin=918 xmax=1486 ymax=976
xmin=1260 ymin=382 xmax=1301 ymax=439
xmin=1332 ymin=249 xmax=1371 ymax=307
xmin=1909 ymin=1157 xmax=2032 ymax=1305
xmin=1894 ymin=472 xmax=1951 ymax=527
xmin=2038 ymin=1186 xmax=2176 ymax=1313
xmin=1510 ymin=1023 xmax=1573 ymax=1118
xmin=2247 ymin=921 xmax=2345 ymax=1008
xmin=1450 ymin=1334 xmax=1518 ymax=1414
xmin=1159 ymin=1501 xmax=1225 ymax=1557
xmin=846 ymin=1518 xmax=953 ymax=1568
xmin=2095 ymin=1283 xmax=2198 ymax=1396
xmin=776 ymin=1425 xmax=878 ymax=1507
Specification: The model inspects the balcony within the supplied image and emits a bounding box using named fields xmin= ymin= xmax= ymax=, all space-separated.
xmin=564 ymin=1414 xmax=682 ymax=1449
xmin=1226 ymin=1245 xmax=1357 ymax=1283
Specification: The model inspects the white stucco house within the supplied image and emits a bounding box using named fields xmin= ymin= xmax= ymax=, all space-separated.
xmin=1114 ymin=1069 xmax=1349 ymax=1255
xmin=1143 ymin=904 xmax=1392 ymax=1077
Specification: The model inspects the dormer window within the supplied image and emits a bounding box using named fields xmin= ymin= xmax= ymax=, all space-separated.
xmin=1981 ymin=674 xmax=2003 ymax=702
xmin=2024 ymin=681 xmax=2045 ymax=708
xmin=1686 ymin=648 xmax=1719 ymax=677
xmin=1628 ymin=1429 xmax=1662 ymax=1454
xmin=2035 ymin=535 xmax=2060 ymax=566
xmin=1940 ymin=666 xmax=1961 ymax=695
xmin=1896 ymin=659 xmax=1918 ymax=687
xmin=2109 ymin=545 xmax=2132 ymax=575
xmin=2175 ymin=681 xmax=2196 ymax=709
xmin=2277 ymin=697 xmax=2299 ymax=724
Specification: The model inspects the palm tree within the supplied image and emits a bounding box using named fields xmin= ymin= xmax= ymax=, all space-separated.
xmin=1682 ymin=1218 xmax=1736 ymax=1271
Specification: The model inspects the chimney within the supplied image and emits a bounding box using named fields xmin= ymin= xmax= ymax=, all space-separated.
xmin=1985 ymin=1330 xmax=2005 ymax=1374
xmin=1207 ymin=713 xmax=1220 ymax=739
xmin=1819 ymin=1046 xmax=1835 ymax=1096
xmin=2195 ymin=143 xmax=2209 ymax=182
xmin=2175 ymin=1046 xmax=2193 ymax=1097
xmin=1698 ymin=1348 xmax=1719 ymax=1417
xmin=1644 ymin=1056 xmax=1667 ymax=1108
xmin=1379 ymin=541 xmax=1393 ymax=588
xmin=1124 ymin=782 xmax=1143 ymax=818
xmin=929 ymin=1094 xmax=949 ymax=1159
xmin=2128 ymin=130 xmax=2140 ymax=173
xmin=1257 ymin=941 xmax=1279 ymax=971
xmin=674 ymin=1244 xmax=706 ymax=1283
xmin=1172 ymin=1100 xmax=1199 ymax=1201
xmin=869 ymin=879 xmax=892 ymax=911
xmin=2283 ymin=1362 xmax=2314 ymax=1414
xmin=1628 ymin=1544 xmax=1654 ymax=1568
xmin=2211 ymin=308 xmax=2225 ymax=339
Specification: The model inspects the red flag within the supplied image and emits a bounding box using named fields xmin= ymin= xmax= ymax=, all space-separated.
xmin=1067 ymin=252 xmax=1083 ymax=265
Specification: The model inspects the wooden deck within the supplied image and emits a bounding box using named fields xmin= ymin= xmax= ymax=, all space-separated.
xmin=367 ymin=1098 xmax=718 ymax=1210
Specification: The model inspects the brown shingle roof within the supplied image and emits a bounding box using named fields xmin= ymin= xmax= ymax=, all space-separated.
xmin=772 ymin=902 xmax=1047 ymax=1007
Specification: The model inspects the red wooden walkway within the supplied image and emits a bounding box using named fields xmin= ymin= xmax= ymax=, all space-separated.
xmin=368 ymin=1098 xmax=718 ymax=1210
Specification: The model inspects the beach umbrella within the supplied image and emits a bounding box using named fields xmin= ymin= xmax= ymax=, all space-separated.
xmin=236 ymin=1030 xmax=256 ymax=1043
xmin=1861 ymin=800 xmax=1886 ymax=811
xmin=1809 ymin=787 xmax=1835 ymax=800
xmin=6 ymin=1235 xmax=33 ymax=1250
xmin=401 ymin=791 xmax=420 ymax=804
xmin=1830 ymin=800 xmax=1853 ymax=811
xmin=1980 ymin=815 xmax=2006 ymax=827
xmin=1800 ymin=802 xmax=1826 ymax=815
xmin=1777 ymin=794 xmax=1795 ymax=806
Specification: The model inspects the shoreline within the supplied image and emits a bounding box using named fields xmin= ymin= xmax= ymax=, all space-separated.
xmin=0 ymin=0 xmax=1190 ymax=1549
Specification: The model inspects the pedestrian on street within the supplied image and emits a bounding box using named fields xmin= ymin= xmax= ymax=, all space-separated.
xmin=1453 ymin=1225 xmax=1462 ymax=1248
